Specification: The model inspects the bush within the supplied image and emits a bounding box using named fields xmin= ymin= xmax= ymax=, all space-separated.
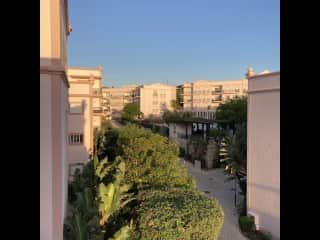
xmin=116 ymin=125 xmax=196 ymax=191
xmin=132 ymin=189 xmax=224 ymax=240
xmin=239 ymin=216 xmax=255 ymax=232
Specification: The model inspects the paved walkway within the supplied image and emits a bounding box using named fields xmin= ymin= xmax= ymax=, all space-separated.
xmin=181 ymin=160 xmax=247 ymax=240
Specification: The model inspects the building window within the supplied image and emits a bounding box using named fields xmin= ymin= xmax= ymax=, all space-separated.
xmin=235 ymin=88 xmax=240 ymax=93
xmin=153 ymin=90 xmax=158 ymax=97
xmin=69 ymin=133 xmax=83 ymax=145
xmin=70 ymin=102 xmax=83 ymax=114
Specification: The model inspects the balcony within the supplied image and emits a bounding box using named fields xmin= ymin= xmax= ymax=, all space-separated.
xmin=93 ymin=107 xmax=103 ymax=114
xmin=212 ymin=97 xmax=222 ymax=102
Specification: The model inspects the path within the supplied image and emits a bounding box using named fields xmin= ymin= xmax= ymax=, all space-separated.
xmin=182 ymin=160 xmax=247 ymax=240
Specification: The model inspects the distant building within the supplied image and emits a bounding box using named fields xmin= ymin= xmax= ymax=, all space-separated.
xmin=67 ymin=66 xmax=103 ymax=173
xmin=40 ymin=0 xmax=71 ymax=239
xmin=177 ymin=79 xmax=248 ymax=119
xmin=246 ymin=68 xmax=280 ymax=239
xmin=102 ymin=85 xmax=137 ymax=119
xmin=133 ymin=83 xmax=176 ymax=118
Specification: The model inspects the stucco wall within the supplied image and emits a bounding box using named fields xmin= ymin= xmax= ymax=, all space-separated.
xmin=69 ymin=83 xmax=90 ymax=94
xmin=247 ymin=72 xmax=280 ymax=239
xmin=68 ymin=96 xmax=91 ymax=164
xmin=67 ymin=67 xmax=103 ymax=166
xmin=68 ymin=68 xmax=101 ymax=78
xmin=40 ymin=74 xmax=53 ymax=240
xmin=139 ymin=84 xmax=176 ymax=117
xmin=93 ymin=116 xmax=102 ymax=128
xmin=40 ymin=0 xmax=51 ymax=60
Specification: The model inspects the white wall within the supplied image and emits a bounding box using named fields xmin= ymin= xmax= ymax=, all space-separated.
xmin=247 ymin=73 xmax=280 ymax=239
xmin=40 ymin=74 xmax=53 ymax=240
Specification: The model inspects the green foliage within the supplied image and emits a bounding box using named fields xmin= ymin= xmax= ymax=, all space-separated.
xmin=162 ymin=111 xmax=194 ymax=123
xmin=132 ymin=189 xmax=224 ymax=240
xmin=215 ymin=96 xmax=247 ymax=124
xmin=170 ymin=99 xmax=181 ymax=112
xmin=64 ymin=187 xmax=104 ymax=240
xmin=239 ymin=216 xmax=271 ymax=240
xmin=121 ymin=103 xmax=140 ymax=122
xmin=219 ymin=132 xmax=246 ymax=176
xmin=187 ymin=134 xmax=207 ymax=163
xmin=68 ymin=162 xmax=95 ymax=204
xmin=108 ymin=226 xmax=130 ymax=240
xmin=239 ymin=216 xmax=254 ymax=232
xmin=65 ymin=155 xmax=132 ymax=240
xmin=117 ymin=125 xmax=196 ymax=190
xmin=101 ymin=120 xmax=113 ymax=132
xmin=151 ymin=125 xmax=169 ymax=137
xmin=96 ymin=157 xmax=135 ymax=225
xmin=209 ymin=128 xmax=226 ymax=141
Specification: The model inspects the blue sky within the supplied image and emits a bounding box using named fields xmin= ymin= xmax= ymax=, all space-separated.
xmin=68 ymin=0 xmax=279 ymax=87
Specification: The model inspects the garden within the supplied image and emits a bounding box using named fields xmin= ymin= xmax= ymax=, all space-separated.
xmin=64 ymin=122 xmax=224 ymax=240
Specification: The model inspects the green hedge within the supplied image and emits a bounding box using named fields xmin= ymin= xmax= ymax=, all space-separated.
xmin=132 ymin=189 xmax=224 ymax=240
xmin=239 ymin=216 xmax=255 ymax=232
xmin=116 ymin=125 xmax=196 ymax=191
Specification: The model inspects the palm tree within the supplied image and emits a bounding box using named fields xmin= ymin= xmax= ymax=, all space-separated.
xmin=219 ymin=131 xmax=246 ymax=208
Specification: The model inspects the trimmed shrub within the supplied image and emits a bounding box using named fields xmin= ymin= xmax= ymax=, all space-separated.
xmin=116 ymin=125 xmax=196 ymax=191
xmin=239 ymin=216 xmax=255 ymax=232
xmin=132 ymin=189 xmax=224 ymax=240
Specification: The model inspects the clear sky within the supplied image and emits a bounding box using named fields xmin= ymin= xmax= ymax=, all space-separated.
xmin=68 ymin=0 xmax=279 ymax=87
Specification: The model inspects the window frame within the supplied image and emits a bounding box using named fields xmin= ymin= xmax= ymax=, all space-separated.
xmin=69 ymin=133 xmax=84 ymax=145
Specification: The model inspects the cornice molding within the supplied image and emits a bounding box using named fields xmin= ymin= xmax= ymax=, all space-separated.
xmin=40 ymin=66 xmax=70 ymax=88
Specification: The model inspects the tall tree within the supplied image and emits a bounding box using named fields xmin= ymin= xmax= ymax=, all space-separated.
xmin=215 ymin=97 xmax=247 ymax=124
xmin=121 ymin=103 xmax=140 ymax=122
xmin=170 ymin=100 xmax=181 ymax=112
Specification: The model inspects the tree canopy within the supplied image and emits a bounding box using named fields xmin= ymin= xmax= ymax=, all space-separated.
xmin=121 ymin=103 xmax=140 ymax=122
xmin=215 ymin=97 xmax=247 ymax=123
xmin=170 ymin=100 xmax=181 ymax=112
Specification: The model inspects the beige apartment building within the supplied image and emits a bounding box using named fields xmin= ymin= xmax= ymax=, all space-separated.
xmin=67 ymin=66 xmax=103 ymax=171
xmin=40 ymin=0 xmax=71 ymax=239
xmin=102 ymin=85 xmax=137 ymax=119
xmin=177 ymin=79 xmax=248 ymax=119
xmin=246 ymin=69 xmax=280 ymax=239
xmin=133 ymin=83 xmax=176 ymax=118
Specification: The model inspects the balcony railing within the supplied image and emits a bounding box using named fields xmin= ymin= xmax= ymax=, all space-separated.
xmin=93 ymin=107 xmax=103 ymax=113
xmin=212 ymin=98 xmax=222 ymax=102
xmin=212 ymin=90 xmax=222 ymax=95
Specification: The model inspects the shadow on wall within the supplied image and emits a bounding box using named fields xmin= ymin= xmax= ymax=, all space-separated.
xmin=40 ymin=57 xmax=67 ymax=70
